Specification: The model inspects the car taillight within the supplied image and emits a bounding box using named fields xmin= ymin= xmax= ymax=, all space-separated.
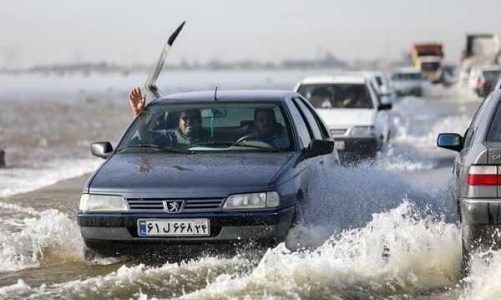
xmin=467 ymin=165 xmax=499 ymax=185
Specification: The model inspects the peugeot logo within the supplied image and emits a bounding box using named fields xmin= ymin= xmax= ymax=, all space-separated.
xmin=163 ymin=200 xmax=183 ymax=213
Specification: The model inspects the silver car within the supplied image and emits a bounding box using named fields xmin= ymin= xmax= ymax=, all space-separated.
xmin=437 ymin=89 xmax=501 ymax=271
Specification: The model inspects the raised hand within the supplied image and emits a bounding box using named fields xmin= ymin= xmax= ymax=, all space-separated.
xmin=128 ymin=87 xmax=146 ymax=116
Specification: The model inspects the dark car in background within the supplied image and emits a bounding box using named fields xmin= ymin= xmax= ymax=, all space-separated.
xmin=78 ymin=90 xmax=338 ymax=256
xmin=438 ymin=90 xmax=501 ymax=271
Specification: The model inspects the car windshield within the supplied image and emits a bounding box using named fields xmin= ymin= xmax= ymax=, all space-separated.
xmin=483 ymin=70 xmax=501 ymax=81
xmin=297 ymin=83 xmax=373 ymax=109
xmin=118 ymin=102 xmax=294 ymax=153
xmin=421 ymin=62 xmax=440 ymax=72
xmin=392 ymin=72 xmax=422 ymax=80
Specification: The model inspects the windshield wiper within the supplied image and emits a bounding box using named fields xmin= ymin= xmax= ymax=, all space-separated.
xmin=117 ymin=144 xmax=187 ymax=154
xmin=193 ymin=141 xmax=280 ymax=152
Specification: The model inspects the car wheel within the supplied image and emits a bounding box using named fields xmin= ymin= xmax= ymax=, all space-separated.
xmin=83 ymin=246 xmax=101 ymax=262
xmin=461 ymin=235 xmax=471 ymax=277
xmin=285 ymin=193 xmax=305 ymax=251
xmin=461 ymin=223 xmax=476 ymax=277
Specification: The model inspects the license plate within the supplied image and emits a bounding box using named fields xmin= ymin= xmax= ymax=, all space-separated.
xmin=335 ymin=141 xmax=345 ymax=151
xmin=138 ymin=219 xmax=210 ymax=237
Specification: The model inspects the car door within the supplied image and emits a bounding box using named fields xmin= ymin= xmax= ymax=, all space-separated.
xmin=367 ymin=81 xmax=390 ymax=144
xmin=284 ymin=97 xmax=319 ymax=199
xmin=292 ymin=97 xmax=337 ymax=197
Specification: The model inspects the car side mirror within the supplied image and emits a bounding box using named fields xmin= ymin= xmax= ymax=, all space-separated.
xmin=91 ymin=142 xmax=113 ymax=159
xmin=304 ymin=139 xmax=334 ymax=159
xmin=377 ymin=103 xmax=392 ymax=110
xmin=437 ymin=133 xmax=463 ymax=152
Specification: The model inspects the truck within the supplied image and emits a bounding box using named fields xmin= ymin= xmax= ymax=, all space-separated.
xmin=409 ymin=43 xmax=444 ymax=84
xmin=460 ymin=34 xmax=501 ymax=82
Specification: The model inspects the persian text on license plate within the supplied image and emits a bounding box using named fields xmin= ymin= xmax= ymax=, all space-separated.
xmin=138 ymin=219 xmax=210 ymax=237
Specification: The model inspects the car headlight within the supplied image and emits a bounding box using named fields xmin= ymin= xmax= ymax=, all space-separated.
xmin=223 ymin=191 xmax=280 ymax=210
xmin=349 ymin=126 xmax=375 ymax=137
xmin=79 ymin=194 xmax=128 ymax=213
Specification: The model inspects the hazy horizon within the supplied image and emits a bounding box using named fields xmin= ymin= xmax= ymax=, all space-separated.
xmin=1 ymin=0 xmax=500 ymax=69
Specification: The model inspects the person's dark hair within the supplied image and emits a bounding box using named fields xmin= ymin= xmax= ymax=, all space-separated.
xmin=254 ymin=108 xmax=276 ymax=122
xmin=179 ymin=109 xmax=202 ymax=121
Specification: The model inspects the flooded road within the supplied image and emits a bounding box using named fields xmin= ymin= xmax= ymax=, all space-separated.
xmin=0 ymin=71 xmax=495 ymax=299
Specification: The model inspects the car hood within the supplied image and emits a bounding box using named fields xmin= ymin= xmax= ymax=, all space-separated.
xmin=316 ymin=108 xmax=375 ymax=127
xmin=88 ymin=152 xmax=294 ymax=197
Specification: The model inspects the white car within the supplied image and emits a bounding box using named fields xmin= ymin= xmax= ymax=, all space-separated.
xmin=361 ymin=71 xmax=398 ymax=104
xmin=469 ymin=65 xmax=501 ymax=97
xmin=391 ymin=68 xmax=424 ymax=97
xmin=294 ymin=75 xmax=392 ymax=162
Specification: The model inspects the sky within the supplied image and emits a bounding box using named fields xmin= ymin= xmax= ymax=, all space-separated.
xmin=0 ymin=0 xmax=500 ymax=68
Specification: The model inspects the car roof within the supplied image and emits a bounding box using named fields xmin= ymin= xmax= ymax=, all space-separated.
xmin=151 ymin=90 xmax=296 ymax=104
xmin=479 ymin=65 xmax=501 ymax=72
xmin=392 ymin=67 xmax=421 ymax=74
xmin=296 ymin=75 xmax=367 ymax=85
xmin=419 ymin=56 xmax=442 ymax=63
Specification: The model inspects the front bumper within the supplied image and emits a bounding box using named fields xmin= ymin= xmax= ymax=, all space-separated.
xmin=78 ymin=207 xmax=294 ymax=255
xmin=334 ymin=137 xmax=378 ymax=161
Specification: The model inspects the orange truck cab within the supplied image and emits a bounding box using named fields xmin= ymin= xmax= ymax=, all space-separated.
xmin=410 ymin=43 xmax=444 ymax=83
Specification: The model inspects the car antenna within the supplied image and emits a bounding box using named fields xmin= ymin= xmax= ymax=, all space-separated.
xmin=214 ymin=86 xmax=218 ymax=101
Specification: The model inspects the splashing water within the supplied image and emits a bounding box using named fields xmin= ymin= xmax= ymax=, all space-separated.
xmin=0 ymin=210 xmax=84 ymax=273
xmin=183 ymin=202 xmax=460 ymax=299
xmin=461 ymin=250 xmax=501 ymax=300
xmin=0 ymin=256 xmax=253 ymax=299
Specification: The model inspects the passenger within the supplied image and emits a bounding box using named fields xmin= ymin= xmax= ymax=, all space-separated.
xmin=242 ymin=108 xmax=289 ymax=149
xmin=340 ymin=89 xmax=359 ymax=108
xmin=128 ymin=87 xmax=208 ymax=148
xmin=309 ymin=88 xmax=332 ymax=108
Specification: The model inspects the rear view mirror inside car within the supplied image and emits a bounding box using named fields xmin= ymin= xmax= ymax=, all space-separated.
xmin=202 ymin=108 xmax=227 ymax=118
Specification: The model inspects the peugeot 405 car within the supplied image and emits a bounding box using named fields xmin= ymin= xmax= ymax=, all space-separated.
xmin=78 ymin=90 xmax=339 ymax=256
xmin=294 ymin=75 xmax=392 ymax=162
xmin=438 ymin=89 xmax=501 ymax=271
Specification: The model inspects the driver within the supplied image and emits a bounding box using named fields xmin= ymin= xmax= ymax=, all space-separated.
xmin=241 ymin=108 xmax=289 ymax=149
xmin=128 ymin=87 xmax=208 ymax=148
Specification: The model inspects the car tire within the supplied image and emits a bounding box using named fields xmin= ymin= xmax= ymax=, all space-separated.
xmin=284 ymin=193 xmax=305 ymax=251
xmin=83 ymin=246 xmax=101 ymax=262
xmin=461 ymin=235 xmax=471 ymax=277
xmin=461 ymin=223 xmax=477 ymax=277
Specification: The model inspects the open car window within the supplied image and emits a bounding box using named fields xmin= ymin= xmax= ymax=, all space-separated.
xmin=118 ymin=102 xmax=294 ymax=153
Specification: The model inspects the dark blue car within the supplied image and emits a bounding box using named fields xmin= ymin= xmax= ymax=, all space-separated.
xmin=78 ymin=90 xmax=339 ymax=256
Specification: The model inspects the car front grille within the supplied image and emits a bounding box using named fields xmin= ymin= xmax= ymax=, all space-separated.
xmin=127 ymin=198 xmax=224 ymax=212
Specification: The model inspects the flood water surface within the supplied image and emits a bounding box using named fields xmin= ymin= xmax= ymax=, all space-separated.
xmin=0 ymin=72 xmax=496 ymax=299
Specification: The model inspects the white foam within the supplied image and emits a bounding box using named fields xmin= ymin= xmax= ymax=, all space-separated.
xmin=0 ymin=209 xmax=84 ymax=273
xmin=0 ymin=158 xmax=100 ymax=198
xmin=184 ymin=202 xmax=460 ymax=299
xmin=461 ymin=250 xmax=501 ymax=299
xmin=0 ymin=256 xmax=251 ymax=299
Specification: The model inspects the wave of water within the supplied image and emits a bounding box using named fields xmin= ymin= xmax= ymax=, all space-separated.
xmin=0 ymin=158 xmax=100 ymax=198
xmin=184 ymin=202 xmax=460 ymax=299
xmin=0 ymin=202 xmax=461 ymax=299
xmin=0 ymin=256 xmax=252 ymax=299
xmin=0 ymin=164 xmax=462 ymax=299
xmin=0 ymin=209 xmax=83 ymax=273
xmin=462 ymin=250 xmax=501 ymax=299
